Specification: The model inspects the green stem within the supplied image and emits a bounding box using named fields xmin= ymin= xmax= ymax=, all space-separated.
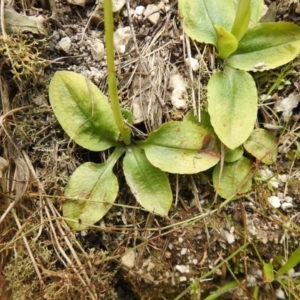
xmin=104 ymin=0 xmax=131 ymax=145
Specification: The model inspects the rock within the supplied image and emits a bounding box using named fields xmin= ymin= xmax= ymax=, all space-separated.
xmin=169 ymin=73 xmax=187 ymax=109
xmin=113 ymin=27 xmax=132 ymax=54
xmin=121 ymin=248 xmax=135 ymax=269
xmin=90 ymin=39 xmax=105 ymax=61
xmin=268 ymin=195 xmax=281 ymax=208
xmin=143 ymin=4 xmax=160 ymax=24
xmin=221 ymin=229 xmax=235 ymax=244
xmin=67 ymin=0 xmax=86 ymax=7
xmin=112 ymin=0 xmax=126 ymax=12
xmin=281 ymin=202 xmax=293 ymax=211
xmin=185 ymin=57 xmax=200 ymax=72
xmin=135 ymin=6 xmax=145 ymax=15
xmin=55 ymin=37 xmax=71 ymax=52
xmin=175 ymin=265 xmax=190 ymax=273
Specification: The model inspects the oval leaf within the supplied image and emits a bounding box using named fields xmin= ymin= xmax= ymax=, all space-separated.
xmin=243 ymin=129 xmax=278 ymax=164
xmin=49 ymin=71 xmax=120 ymax=151
xmin=123 ymin=146 xmax=172 ymax=216
xmin=213 ymin=157 xmax=252 ymax=200
xmin=63 ymin=148 xmax=124 ymax=230
xmin=207 ymin=67 xmax=257 ymax=149
xmin=215 ymin=24 xmax=238 ymax=59
xmin=227 ymin=23 xmax=300 ymax=71
xmin=178 ymin=0 xmax=235 ymax=46
xmin=184 ymin=110 xmax=215 ymax=134
xmin=140 ymin=121 xmax=220 ymax=174
xmin=225 ymin=146 xmax=244 ymax=162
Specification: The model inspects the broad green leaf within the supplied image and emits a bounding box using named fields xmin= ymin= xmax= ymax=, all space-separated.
xmin=207 ymin=67 xmax=257 ymax=149
xmin=63 ymin=147 xmax=124 ymax=230
xmin=215 ymin=25 xmax=238 ymax=59
xmin=227 ymin=23 xmax=300 ymax=72
xmin=178 ymin=0 xmax=235 ymax=46
xmin=276 ymin=245 xmax=300 ymax=277
xmin=184 ymin=110 xmax=214 ymax=132
xmin=139 ymin=121 xmax=220 ymax=174
xmin=244 ymin=129 xmax=278 ymax=164
xmin=123 ymin=146 xmax=172 ymax=216
xmin=225 ymin=146 xmax=244 ymax=162
xmin=263 ymin=261 xmax=274 ymax=282
xmin=49 ymin=71 xmax=120 ymax=151
xmin=213 ymin=157 xmax=252 ymax=200
xmin=231 ymin=0 xmax=251 ymax=41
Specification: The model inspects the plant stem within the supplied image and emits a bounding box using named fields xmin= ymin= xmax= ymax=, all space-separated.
xmin=104 ymin=0 xmax=131 ymax=145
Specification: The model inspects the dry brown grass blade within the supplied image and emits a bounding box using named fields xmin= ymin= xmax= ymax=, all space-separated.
xmin=22 ymin=152 xmax=99 ymax=300
xmin=0 ymin=105 xmax=31 ymax=225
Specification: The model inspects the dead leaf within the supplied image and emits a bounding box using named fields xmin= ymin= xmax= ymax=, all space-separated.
xmin=274 ymin=93 xmax=300 ymax=122
xmin=0 ymin=6 xmax=48 ymax=37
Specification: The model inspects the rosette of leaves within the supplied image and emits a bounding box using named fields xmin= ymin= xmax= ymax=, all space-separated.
xmin=49 ymin=72 xmax=220 ymax=230
xmin=179 ymin=0 xmax=300 ymax=199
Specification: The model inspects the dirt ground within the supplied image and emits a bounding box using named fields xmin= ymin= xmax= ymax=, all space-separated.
xmin=0 ymin=0 xmax=300 ymax=299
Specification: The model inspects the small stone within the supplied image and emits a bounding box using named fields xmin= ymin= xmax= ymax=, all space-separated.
xmin=114 ymin=27 xmax=132 ymax=54
xmin=121 ymin=248 xmax=135 ymax=269
xmin=55 ymin=37 xmax=71 ymax=52
xmin=283 ymin=196 xmax=293 ymax=203
xmin=80 ymin=230 xmax=88 ymax=237
xmin=67 ymin=0 xmax=86 ymax=7
xmin=143 ymin=4 xmax=160 ymax=24
xmin=246 ymin=274 xmax=256 ymax=284
xmin=158 ymin=1 xmax=166 ymax=11
xmin=180 ymin=248 xmax=187 ymax=255
xmin=175 ymin=265 xmax=190 ymax=273
xmin=221 ymin=230 xmax=235 ymax=244
xmin=90 ymin=39 xmax=105 ymax=61
xmin=254 ymin=269 xmax=263 ymax=279
xmin=112 ymin=0 xmax=126 ymax=12
xmin=169 ymin=73 xmax=187 ymax=109
xmin=281 ymin=202 xmax=293 ymax=211
xmin=135 ymin=6 xmax=145 ymax=15
xmin=179 ymin=276 xmax=187 ymax=282
xmin=147 ymin=262 xmax=155 ymax=272
xmin=268 ymin=196 xmax=281 ymax=208
xmin=185 ymin=57 xmax=200 ymax=71
xmin=275 ymin=288 xmax=286 ymax=300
